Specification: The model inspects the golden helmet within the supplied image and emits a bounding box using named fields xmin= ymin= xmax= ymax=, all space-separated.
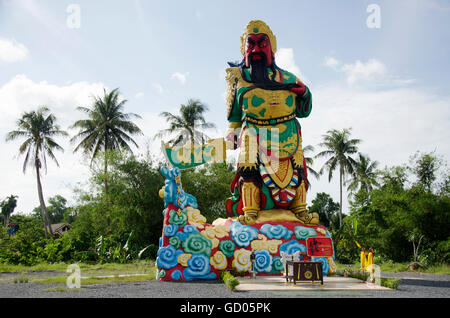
xmin=240 ymin=20 xmax=277 ymax=55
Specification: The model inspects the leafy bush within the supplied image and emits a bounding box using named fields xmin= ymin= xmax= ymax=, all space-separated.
xmin=220 ymin=270 xmax=240 ymax=291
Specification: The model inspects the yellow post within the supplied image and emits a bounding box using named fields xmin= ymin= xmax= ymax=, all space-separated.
xmin=360 ymin=250 xmax=366 ymax=271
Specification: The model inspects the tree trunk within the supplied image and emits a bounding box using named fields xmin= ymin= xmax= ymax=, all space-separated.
xmin=104 ymin=136 xmax=109 ymax=195
xmin=104 ymin=137 xmax=110 ymax=229
xmin=339 ymin=166 xmax=343 ymax=228
xmin=35 ymin=160 xmax=53 ymax=238
xmin=104 ymin=150 xmax=109 ymax=194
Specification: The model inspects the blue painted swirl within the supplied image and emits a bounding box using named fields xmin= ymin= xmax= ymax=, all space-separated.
xmin=163 ymin=224 xmax=179 ymax=237
xmin=260 ymin=224 xmax=293 ymax=240
xmin=279 ymin=240 xmax=307 ymax=255
xmin=254 ymin=249 xmax=273 ymax=273
xmin=156 ymin=245 xmax=183 ymax=269
xmin=183 ymin=254 xmax=217 ymax=281
xmin=230 ymin=221 xmax=259 ymax=247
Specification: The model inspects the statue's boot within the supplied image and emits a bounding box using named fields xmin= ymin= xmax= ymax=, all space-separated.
xmin=238 ymin=181 xmax=260 ymax=225
xmin=289 ymin=182 xmax=319 ymax=225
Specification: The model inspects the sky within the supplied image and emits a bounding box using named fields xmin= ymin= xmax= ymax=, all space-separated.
xmin=0 ymin=0 xmax=449 ymax=216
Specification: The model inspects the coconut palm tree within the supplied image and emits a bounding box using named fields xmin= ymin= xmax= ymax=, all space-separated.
xmin=155 ymin=99 xmax=216 ymax=146
xmin=315 ymin=128 xmax=361 ymax=228
xmin=6 ymin=107 xmax=68 ymax=238
xmin=70 ymin=88 xmax=143 ymax=194
xmin=346 ymin=153 xmax=380 ymax=197
xmin=303 ymin=144 xmax=320 ymax=180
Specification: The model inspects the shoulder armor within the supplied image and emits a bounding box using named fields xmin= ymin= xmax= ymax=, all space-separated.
xmin=225 ymin=67 xmax=241 ymax=119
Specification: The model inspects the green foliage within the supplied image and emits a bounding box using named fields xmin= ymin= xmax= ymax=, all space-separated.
xmin=346 ymin=153 xmax=450 ymax=265
xmin=68 ymin=151 xmax=165 ymax=262
xmin=1 ymin=195 xmax=18 ymax=227
xmin=155 ymin=98 xmax=216 ymax=146
xmin=182 ymin=162 xmax=236 ymax=223
xmin=346 ymin=153 xmax=379 ymax=196
xmin=5 ymin=107 xmax=68 ymax=238
xmin=70 ymin=88 xmax=143 ymax=194
xmin=315 ymin=127 xmax=361 ymax=228
xmin=0 ymin=215 xmax=47 ymax=265
xmin=220 ymin=270 xmax=240 ymax=291
xmin=308 ymin=192 xmax=340 ymax=230
xmin=409 ymin=151 xmax=443 ymax=192
xmin=331 ymin=216 xmax=360 ymax=264
xmin=32 ymin=195 xmax=71 ymax=224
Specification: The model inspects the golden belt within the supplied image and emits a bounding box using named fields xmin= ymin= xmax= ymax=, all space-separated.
xmin=245 ymin=113 xmax=296 ymax=126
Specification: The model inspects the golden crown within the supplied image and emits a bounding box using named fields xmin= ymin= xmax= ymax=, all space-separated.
xmin=240 ymin=20 xmax=277 ymax=55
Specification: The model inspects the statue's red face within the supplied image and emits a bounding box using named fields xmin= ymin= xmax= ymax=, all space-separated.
xmin=244 ymin=33 xmax=273 ymax=67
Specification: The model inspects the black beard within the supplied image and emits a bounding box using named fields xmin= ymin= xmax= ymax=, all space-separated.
xmin=249 ymin=53 xmax=269 ymax=84
xmin=243 ymin=53 xmax=301 ymax=91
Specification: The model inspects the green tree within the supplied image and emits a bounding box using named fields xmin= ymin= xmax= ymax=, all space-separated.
xmin=70 ymin=88 xmax=143 ymax=194
xmin=308 ymin=192 xmax=340 ymax=230
xmin=1 ymin=195 xmax=18 ymax=227
xmin=409 ymin=151 xmax=442 ymax=192
xmin=315 ymin=128 xmax=361 ymax=228
xmin=32 ymin=194 xmax=69 ymax=224
xmin=348 ymin=158 xmax=450 ymax=264
xmin=303 ymin=144 xmax=320 ymax=181
xmin=6 ymin=107 xmax=68 ymax=238
xmin=182 ymin=162 xmax=236 ymax=223
xmin=346 ymin=153 xmax=379 ymax=197
xmin=71 ymin=151 xmax=165 ymax=257
xmin=156 ymin=98 xmax=216 ymax=146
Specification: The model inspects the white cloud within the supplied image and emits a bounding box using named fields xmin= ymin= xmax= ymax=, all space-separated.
xmin=135 ymin=92 xmax=144 ymax=99
xmin=341 ymin=59 xmax=387 ymax=85
xmin=324 ymin=56 xmax=341 ymax=70
xmin=275 ymin=47 xmax=308 ymax=84
xmin=0 ymin=38 xmax=29 ymax=63
xmin=171 ymin=72 xmax=189 ymax=85
xmin=324 ymin=57 xmax=387 ymax=85
xmin=0 ymin=74 xmax=106 ymax=128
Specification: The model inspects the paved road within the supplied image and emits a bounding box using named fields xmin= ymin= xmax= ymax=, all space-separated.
xmin=0 ymin=271 xmax=448 ymax=298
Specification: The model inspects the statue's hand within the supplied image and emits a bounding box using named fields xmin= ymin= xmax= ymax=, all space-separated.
xmin=289 ymin=81 xmax=307 ymax=96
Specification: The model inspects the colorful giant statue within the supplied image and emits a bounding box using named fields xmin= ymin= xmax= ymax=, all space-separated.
xmin=225 ymin=20 xmax=318 ymax=225
xmin=156 ymin=20 xmax=336 ymax=282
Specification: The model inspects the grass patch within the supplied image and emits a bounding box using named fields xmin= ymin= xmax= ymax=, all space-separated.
xmin=0 ymin=260 xmax=155 ymax=275
xmin=13 ymin=272 xmax=30 ymax=284
xmin=41 ymin=286 xmax=81 ymax=293
xmin=81 ymin=273 xmax=155 ymax=285
xmin=380 ymin=277 xmax=400 ymax=290
xmin=32 ymin=272 xmax=156 ymax=286
xmin=336 ymin=262 xmax=450 ymax=275
xmin=338 ymin=269 xmax=400 ymax=290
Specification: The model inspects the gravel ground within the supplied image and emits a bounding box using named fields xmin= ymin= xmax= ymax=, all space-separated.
xmin=0 ymin=271 xmax=448 ymax=299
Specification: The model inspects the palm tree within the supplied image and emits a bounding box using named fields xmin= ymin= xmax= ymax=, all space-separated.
xmin=303 ymin=144 xmax=320 ymax=180
xmin=6 ymin=107 xmax=68 ymax=238
xmin=346 ymin=153 xmax=380 ymax=197
xmin=70 ymin=88 xmax=143 ymax=194
xmin=155 ymin=99 xmax=216 ymax=146
xmin=315 ymin=128 xmax=361 ymax=228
